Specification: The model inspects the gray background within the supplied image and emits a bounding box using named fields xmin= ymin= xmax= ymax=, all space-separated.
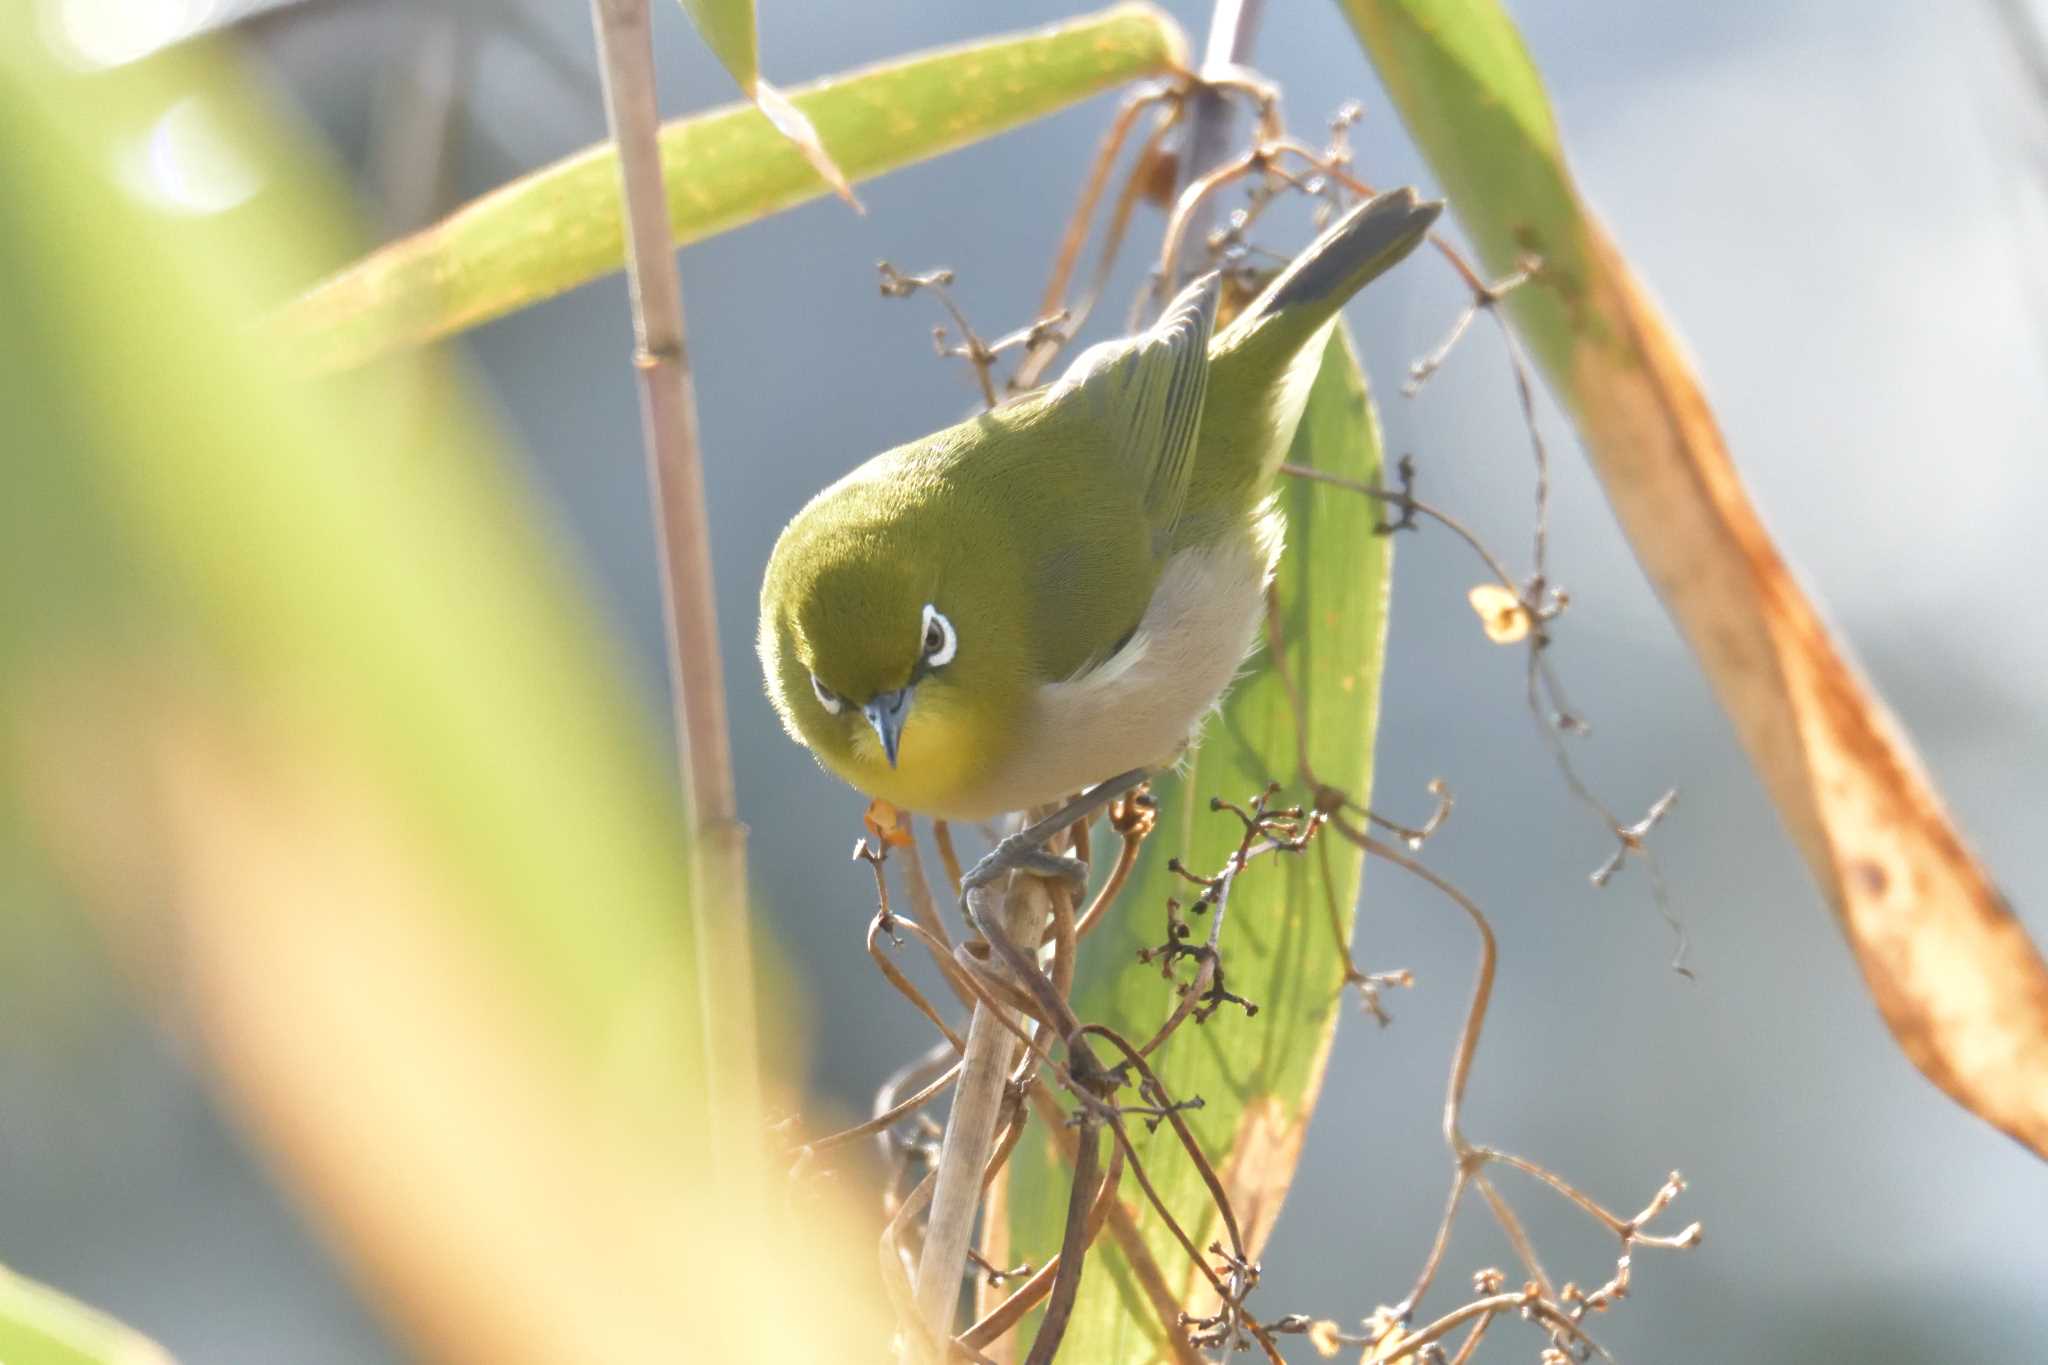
xmin=6 ymin=1 xmax=2046 ymax=1360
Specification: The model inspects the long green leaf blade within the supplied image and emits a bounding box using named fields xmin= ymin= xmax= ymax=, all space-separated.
xmin=1337 ymin=0 xmax=2048 ymax=1155
xmin=1002 ymin=325 xmax=1393 ymax=1358
xmin=1333 ymin=0 xmax=1583 ymax=379
xmin=284 ymin=4 xmax=1184 ymax=370
xmin=0 ymin=1266 xmax=172 ymax=1365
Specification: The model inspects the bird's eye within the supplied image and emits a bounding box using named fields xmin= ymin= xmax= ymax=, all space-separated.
xmin=921 ymin=604 xmax=957 ymax=667
xmin=810 ymin=673 xmax=843 ymax=715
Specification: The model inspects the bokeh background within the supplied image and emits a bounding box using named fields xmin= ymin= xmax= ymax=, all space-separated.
xmin=6 ymin=0 xmax=2045 ymax=1360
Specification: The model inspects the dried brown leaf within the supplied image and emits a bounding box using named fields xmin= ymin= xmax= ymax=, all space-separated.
xmin=1344 ymin=0 xmax=2048 ymax=1156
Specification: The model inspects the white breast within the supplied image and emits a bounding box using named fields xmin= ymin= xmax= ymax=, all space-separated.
xmin=961 ymin=511 xmax=1281 ymax=819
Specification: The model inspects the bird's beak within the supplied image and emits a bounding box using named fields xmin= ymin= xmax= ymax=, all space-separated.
xmin=863 ymin=687 xmax=913 ymax=768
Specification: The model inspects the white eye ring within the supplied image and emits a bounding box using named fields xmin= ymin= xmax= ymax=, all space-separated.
xmin=810 ymin=673 xmax=843 ymax=715
xmin=921 ymin=604 xmax=957 ymax=667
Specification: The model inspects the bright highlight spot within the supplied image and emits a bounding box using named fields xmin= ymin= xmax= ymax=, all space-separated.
xmin=119 ymin=97 xmax=264 ymax=217
xmin=38 ymin=0 xmax=223 ymax=69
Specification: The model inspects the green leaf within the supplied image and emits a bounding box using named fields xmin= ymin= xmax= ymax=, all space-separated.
xmin=1332 ymin=0 xmax=1589 ymax=380
xmin=283 ymin=4 xmax=1185 ymax=370
xmin=0 ymin=1265 xmax=172 ymax=1365
xmin=675 ymin=0 xmax=759 ymax=89
xmin=668 ymin=0 xmax=861 ymax=209
xmin=1001 ymin=326 xmax=1393 ymax=1357
xmin=1337 ymin=0 xmax=2048 ymax=1156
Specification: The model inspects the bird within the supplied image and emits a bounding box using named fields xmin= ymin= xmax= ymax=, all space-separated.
xmin=758 ymin=188 xmax=1440 ymax=824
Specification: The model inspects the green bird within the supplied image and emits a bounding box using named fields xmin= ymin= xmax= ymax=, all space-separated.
xmin=758 ymin=189 xmax=1440 ymax=821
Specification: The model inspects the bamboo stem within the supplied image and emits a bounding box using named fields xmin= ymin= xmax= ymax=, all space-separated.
xmin=587 ymin=0 xmax=760 ymax=1159
xmin=909 ymin=774 xmax=1148 ymax=1342
xmin=913 ymin=870 xmax=1050 ymax=1337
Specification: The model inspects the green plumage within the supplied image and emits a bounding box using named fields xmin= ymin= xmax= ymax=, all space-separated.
xmin=759 ymin=188 xmax=1440 ymax=818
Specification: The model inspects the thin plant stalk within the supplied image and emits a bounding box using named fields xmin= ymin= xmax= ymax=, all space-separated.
xmin=1165 ymin=0 xmax=1265 ymax=288
xmin=913 ymin=869 xmax=1053 ymax=1336
xmin=587 ymin=0 xmax=760 ymax=1161
xmin=909 ymin=768 xmax=1148 ymax=1342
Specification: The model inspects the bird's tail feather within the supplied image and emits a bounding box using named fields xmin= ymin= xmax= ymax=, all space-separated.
xmin=1216 ymin=187 xmax=1442 ymax=360
xmin=1191 ymin=188 xmax=1441 ymax=501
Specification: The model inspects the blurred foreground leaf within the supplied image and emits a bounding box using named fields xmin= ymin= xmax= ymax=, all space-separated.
xmin=1001 ymin=326 xmax=1394 ymax=1356
xmin=0 ymin=1265 xmax=171 ymax=1365
xmin=0 ymin=27 xmax=886 ymax=1363
xmin=1338 ymin=0 xmax=2048 ymax=1156
xmin=284 ymin=3 xmax=1185 ymax=369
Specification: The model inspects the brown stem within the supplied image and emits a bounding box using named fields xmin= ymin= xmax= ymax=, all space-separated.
xmin=1036 ymin=86 xmax=1177 ymax=319
xmin=1277 ymin=460 xmax=1521 ymax=594
xmin=880 ymin=1173 xmax=942 ymax=1360
xmin=869 ymin=916 xmax=968 ymax=1055
xmin=1096 ymin=1113 xmax=1284 ymax=1364
xmin=1473 ymin=1171 xmax=1553 ymax=1298
xmin=932 ymin=820 xmax=965 ymax=896
xmin=1074 ymin=818 xmax=1146 ymax=940
xmin=1446 ymin=1304 xmax=1502 ymax=1365
xmin=1328 ymin=818 xmax=1493 ymax=1150
xmin=803 ymin=1059 xmax=961 ymax=1156
xmin=1013 ymin=98 xmax=1183 ymax=391
xmin=900 ymin=827 xmax=977 ymax=1012
xmin=1130 ymin=829 xmax=1287 ymax=1058
xmin=1373 ymin=1289 xmax=1537 ymax=1364
xmin=1021 ymin=1114 xmax=1103 ymax=1365
xmin=1328 ymin=813 xmax=1497 ymax=1316
xmin=1047 ymin=879 xmax=1079 ymax=1008
xmin=982 ymin=1103 xmax=1030 ymax=1198
xmin=1017 ymin=1081 xmax=1205 ymax=1364
xmin=960 ymin=1141 xmax=1124 ymax=1351
xmin=1155 ymin=150 xmax=1259 ymax=288
xmin=1082 ymin=1027 xmax=1248 ymax=1268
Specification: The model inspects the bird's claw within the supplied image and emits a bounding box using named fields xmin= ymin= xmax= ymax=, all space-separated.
xmin=962 ymin=840 xmax=1089 ymax=895
xmin=957 ymin=770 xmax=1151 ymax=902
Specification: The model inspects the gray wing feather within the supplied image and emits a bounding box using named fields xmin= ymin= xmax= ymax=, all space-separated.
xmin=1051 ymin=272 xmax=1219 ymax=549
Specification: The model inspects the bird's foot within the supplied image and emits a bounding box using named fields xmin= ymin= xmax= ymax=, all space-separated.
xmin=961 ymin=840 xmax=1090 ymax=895
xmin=957 ymin=768 xmax=1152 ymax=898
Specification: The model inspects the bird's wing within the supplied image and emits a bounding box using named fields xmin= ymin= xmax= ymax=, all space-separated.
xmin=1049 ymin=272 xmax=1219 ymax=551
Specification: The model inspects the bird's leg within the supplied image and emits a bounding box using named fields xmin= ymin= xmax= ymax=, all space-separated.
xmin=975 ymin=845 xmax=1090 ymax=894
xmin=958 ymin=768 xmax=1152 ymax=896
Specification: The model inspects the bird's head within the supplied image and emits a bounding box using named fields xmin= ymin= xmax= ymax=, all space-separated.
xmin=757 ymin=457 xmax=1029 ymax=815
